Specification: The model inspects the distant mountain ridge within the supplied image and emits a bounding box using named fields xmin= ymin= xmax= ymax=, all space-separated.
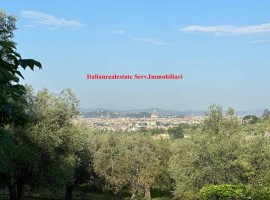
xmin=79 ymin=108 xmax=264 ymax=118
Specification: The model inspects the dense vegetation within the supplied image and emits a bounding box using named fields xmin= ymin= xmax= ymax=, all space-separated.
xmin=2 ymin=10 xmax=270 ymax=200
xmin=2 ymin=87 xmax=270 ymax=200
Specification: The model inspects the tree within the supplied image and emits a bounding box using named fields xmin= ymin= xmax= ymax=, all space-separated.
xmin=261 ymin=109 xmax=270 ymax=120
xmin=1 ymin=10 xmax=41 ymax=200
xmin=0 ymin=86 xmax=41 ymax=200
xmin=27 ymin=88 xmax=84 ymax=200
xmin=225 ymin=107 xmax=235 ymax=117
xmin=245 ymin=136 xmax=270 ymax=187
xmin=93 ymin=133 xmax=129 ymax=198
xmin=0 ymin=129 xmax=41 ymax=200
xmin=242 ymin=115 xmax=259 ymax=124
xmin=63 ymin=125 xmax=99 ymax=200
xmin=125 ymin=135 xmax=161 ymax=200
xmin=0 ymin=87 xmax=85 ymax=200
xmin=203 ymin=105 xmax=240 ymax=136
xmin=168 ymin=105 xmax=250 ymax=198
xmin=0 ymin=10 xmax=41 ymax=151
xmin=92 ymin=133 xmax=162 ymax=200
xmin=169 ymin=131 xmax=251 ymax=198
xmin=223 ymin=107 xmax=240 ymax=135
xmin=203 ymin=104 xmax=223 ymax=134
xmin=167 ymin=124 xmax=188 ymax=139
xmin=152 ymin=139 xmax=174 ymax=197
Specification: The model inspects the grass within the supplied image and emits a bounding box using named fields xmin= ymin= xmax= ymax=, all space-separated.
xmin=0 ymin=195 xmax=32 ymax=200
xmin=0 ymin=188 xmax=172 ymax=200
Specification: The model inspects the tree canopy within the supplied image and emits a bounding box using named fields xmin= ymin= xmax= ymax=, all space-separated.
xmin=0 ymin=10 xmax=41 ymax=151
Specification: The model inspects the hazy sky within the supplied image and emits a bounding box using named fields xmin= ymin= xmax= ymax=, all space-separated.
xmin=2 ymin=0 xmax=270 ymax=110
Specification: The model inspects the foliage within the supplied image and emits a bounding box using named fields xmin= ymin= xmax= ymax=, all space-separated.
xmin=242 ymin=115 xmax=259 ymax=124
xmin=169 ymin=105 xmax=251 ymax=198
xmin=168 ymin=105 xmax=270 ymax=199
xmin=203 ymin=104 xmax=223 ymax=134
xmin=148 ymin=128 xmax=164 ymax=135
xmin=167 ymin=123 xmax=188 ymax=139
xmin=0 ymin=10 xmax=41 ymax=154
xmin=261 ymin=109 xmax=270 ymax=120
xmin=244 ymin=136 xmax=270 ymax=186
xmin=0 ymin=9 xmax=17 ymax=41
xmin=197 ymin=184 xmax=270 ymax=200
xmin=0 ymin=10 xmax=41 ymax=200
xmin=92 ymin=133 xmax=162 ymax=199
xmin=26 ymin=88 xmax=84 ymax=190
xmin=93 ymin=133 xmax=129 ymax=196
xmin=0 ymin=86 xmax=86 ymax=200
xmin=125 ymin=134 xmax=161 ymax=199
xmin=197 ymin=184 xmax=246 ymax=199
xmin=153 ymin=140 xmax=174 ymax=192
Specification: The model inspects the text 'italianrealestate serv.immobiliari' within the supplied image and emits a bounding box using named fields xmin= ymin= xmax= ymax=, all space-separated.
xmin=86 ymin=74 xmax=183 ymax=80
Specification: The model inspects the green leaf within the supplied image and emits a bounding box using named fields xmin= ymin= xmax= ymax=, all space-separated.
xmin=0 ymin=127 xmax=16 ymax=153
xmin=14 ymin=70 xmax=25 ymax=79
xmin=19 ymin=59 xmax=42 ymax=70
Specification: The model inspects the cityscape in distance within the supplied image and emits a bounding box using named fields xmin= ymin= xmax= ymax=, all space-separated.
xmin=79 ymin=107 xmax=265 ymax=118
xmin=78 ymin=107 xmax=265 ymax=132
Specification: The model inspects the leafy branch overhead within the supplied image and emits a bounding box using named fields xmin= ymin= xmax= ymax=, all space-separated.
xmin=0 ymin=10 xmax=41 ymax=148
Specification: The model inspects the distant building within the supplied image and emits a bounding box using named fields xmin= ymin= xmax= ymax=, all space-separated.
xmin=151 ymin=109 xmax=159 ymax=120
xmin=149 ymin=109 xmax=159 ymax=127
xmin=137 ymin=122 xmax=148 ymax=130
xmin=106 ymin=111 xmax=111 ymax=118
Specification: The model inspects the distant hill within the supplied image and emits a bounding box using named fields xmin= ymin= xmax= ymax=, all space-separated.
xmin=235 ymin=110 xmax=263 ymax=117
xmin=79 ymin=107 xmax=202 ymax=118
xmin=79 ymin=107 xmax=264 ymax=118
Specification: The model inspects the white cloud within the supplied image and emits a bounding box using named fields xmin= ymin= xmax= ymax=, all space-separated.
xmin=249 ymin=40 xmax=270 ymax=44
xmin=21 ymin=10 xmax=84 ymax=28
xmin=111 ymin=30 xmax=125 ymax=34
xmin=181 ymin=23 xmax=270 ymax=36
xmin=25 ymin=24 xmax=35 ymax=28
xmin=133 ymin=38 xmax=170 ymax=45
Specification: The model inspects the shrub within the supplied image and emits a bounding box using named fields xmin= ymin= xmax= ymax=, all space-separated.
xmin=197 ymin=184 xmax=270 ymax=200
xmin=197 ymin=184 xmax=245 ymax=199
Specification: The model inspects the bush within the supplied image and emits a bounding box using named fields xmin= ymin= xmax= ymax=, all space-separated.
xmin=197 ymin=184 xmax=245 ymax=199
xmin=197 ymin=184 xmax=270 ymax=200
xmin=245 ymin=185 xmax=270 ymax=200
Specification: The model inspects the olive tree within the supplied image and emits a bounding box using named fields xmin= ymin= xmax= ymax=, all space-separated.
xmin=169 ymin=105 xmax=249 ymax=198
xmin=93 ymin=133 xmax=162 ymax=200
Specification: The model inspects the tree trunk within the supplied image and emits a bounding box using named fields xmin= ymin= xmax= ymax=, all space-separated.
xmin=8 ymin=184 xmax=17 ymax=200
xmin=17 ymin=179 xmax=25 ymax=200
xmin=130 ymin=193 xmax=136 ymax=200
xmin=130 ymin=188 xmax=137 ymax=200
xmin=130 ymin=185 xmax=138 ymax=200
xmin=114 ymin=187 xmax=122 ymax=200
xmin=64 ymin=184 xmax=75 ymax=200
xmin=144 ymin=183 xmax=151 ymax=200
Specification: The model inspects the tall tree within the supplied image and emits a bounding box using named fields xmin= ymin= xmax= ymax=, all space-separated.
xmin=93 ymin=133 xmax=162 ymax=200
xmin=0 ymin=10 xmax=41 ymax=150
xmin=169 ymin=105 xmax=248 ymax=199
xmin=1 ymin=10 xmax=41 ymax=200
xmin=125 ymin=135 xmax=161 ymax=200
xmin=203 ymin=104 xmax=223 ymax=134
xmin=27 ymin=89 xmax=82 ymax=197
xmin=1 ymin=87 xmax=83 ymax=200
xmin=93 ymin=133 xmax=129 ymax=199
xmin=261 ymin=109 xmax=270 ymax=120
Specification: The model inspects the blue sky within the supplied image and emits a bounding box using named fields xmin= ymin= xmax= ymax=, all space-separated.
xmin=2 ymin=0 xmax=270 ymax=110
